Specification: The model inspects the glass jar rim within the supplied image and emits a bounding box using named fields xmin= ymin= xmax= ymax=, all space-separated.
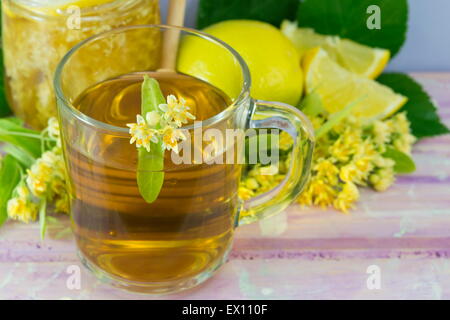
xmin=7 ymin=0 xmax=146 ymax=19
xmin=53 ymin=24 xmax=252 ymax=136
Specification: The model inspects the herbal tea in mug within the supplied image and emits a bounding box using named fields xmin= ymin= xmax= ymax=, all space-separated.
xmin=70 ymin=71 xmax=239 ymax=285
xmin=55 ymin=26 xmax=314 ymax=294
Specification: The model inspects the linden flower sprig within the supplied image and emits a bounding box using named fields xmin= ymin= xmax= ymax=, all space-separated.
xmin=239 ymin=111 xmax=416 ymax=214
xmin=0 ymin=117 xmax=70 ymax=239
xmin=127 ymin=94 xmax=195 ymax=153
xmin=127 ymin=76 xmax=196 ymax=204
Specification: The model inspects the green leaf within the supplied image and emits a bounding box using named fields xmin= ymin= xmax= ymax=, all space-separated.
xmin=315 ymin=97 xmax=363 ymax=139
xmin=6 ymin=117 xmax=24 ymax=126
xmin=383 ymin=147 xmax=416 ymax=174
xmin=39 ymin=198 xmax=47 ymax=240
xmin=197 ymin=0 xmax=299 ymax=29
xmin=377 ymin=73 xmax=450 ymax=139
xmin=0 ymin=155 xmax=22 ymax=226
xmin=297 ymin=0 xmax=408 ymax=56
xmin=138 ymin=148 xmax=165 ymax=203
xmin=298 ymin=91 xmax=325 ymax=117
xmin=137 ymin=76 xmax=165 ymax=203
xmin=0 ymin=51 xmax=11 ymax=117
xmin=0 ymin=4 xmax=11 ymax=117
xmin=0 ymin=118 xmax=42 ymax=158
xmin=3 ymin=143 xmax=35 ymax=168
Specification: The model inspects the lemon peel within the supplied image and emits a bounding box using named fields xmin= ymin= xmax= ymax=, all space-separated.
xmin=281 ymin=20 xmax=390 ymax=79
xmin=303 ymin=47 xmax=407 ymax=121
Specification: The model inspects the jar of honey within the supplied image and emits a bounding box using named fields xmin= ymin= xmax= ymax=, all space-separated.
xmin=2 ymin=0 xmax=161 ymax=129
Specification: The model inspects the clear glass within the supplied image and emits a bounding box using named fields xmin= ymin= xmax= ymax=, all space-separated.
xmin=2 ymin=0 xmax=160 ymax=129
xmin=54 ymin=25 xmax=315 ymax=294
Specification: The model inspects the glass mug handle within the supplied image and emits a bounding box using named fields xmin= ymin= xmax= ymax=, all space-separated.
xmin=238 ymin=99 xmax=315 ymax=226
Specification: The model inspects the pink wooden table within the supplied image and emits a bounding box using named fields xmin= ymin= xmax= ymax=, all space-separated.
xmin=1 ymin=73 xmax=449 ymax=300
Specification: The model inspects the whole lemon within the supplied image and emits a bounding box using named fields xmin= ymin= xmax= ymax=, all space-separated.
xmin=177 ymin=20 xmax=303 ymax=106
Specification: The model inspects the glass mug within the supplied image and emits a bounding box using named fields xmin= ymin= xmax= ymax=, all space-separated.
xmin=54 ymin=25 xmax=314 ymax=294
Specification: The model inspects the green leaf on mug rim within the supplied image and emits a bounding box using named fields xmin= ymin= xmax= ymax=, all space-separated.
xmin=382 ymin=147 xmax=416 ymax=174
xmin=137 ymin=76 xmax=165 ymax=203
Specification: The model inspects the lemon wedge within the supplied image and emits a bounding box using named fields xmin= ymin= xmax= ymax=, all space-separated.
xmin=281 ymin=20 xmax=390 ymax=79
xmin=303 ymin=47 xmax=407 ymax=121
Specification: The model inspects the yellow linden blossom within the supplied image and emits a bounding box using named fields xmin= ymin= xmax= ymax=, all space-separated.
xmin=242 ymin=110 xmax=416 ymax=213
xmin=333 ymin=181 xmax=360 ymax=213
xmin=238 ymin=162 xmax=287 ymax=200
xmin=308 ymin=178 xmax=337 ymax=208
xmin=127 ymin=114 xmax=159 ymax=152
xmin=238 ymin=186 xmax=255 ymax=200
xmin=369 ymin=167 xmax=396 ymax=191
xmin=47 ymin=117 xmax=61 ymax=140
xmin=296 ymin=187 xmax=313 ymax=206
xmin=7 ymin=197 xmax=38 ymax=223
xmin=329 ymin=128 xmax=361 ymax=163
xmin=387 ymin=112 xmax=410 ymax=134
xmin=55 ymin=193 xmax=70 ymax=214
xmin=304 ymin=112 xmax=414 ymax=211
xmin=161 ymin=126 xmax=186 ymax=154
xmin=7 ymin=118 xmax=70 ymax=225
xmin=245 ymin=177 xmax=260 ymax=190
xmin=23 ymin=146 xmax=69 ymax=215
xmin=393 ymin=134 xmax=416 ymax=155
xmin=27 ymin=148 xmax=62 ymax=197
xmin=279 ymin=131 xmax=294 ymax=151
xmin=7 ymin=183 xmax=39 ymax=223
xmin=339 ymin=163 xmax=357 ymax=183
xmin=159 ymin=95 xmax=195 ymax=127
xmin=314 ymin=158 xmax=339 ymax=185
xmin=372 ymin=154 xmax=395 ymax=169
xmin=349 ymin=140 xmax=376 ymax=185
xmin=372 ymin=120 xmax=391 ymax=146
xmin=128 ymin=95 xmax=195 ymax=153
xmin=16 ymin=184 xmax=30 ymax=199
xmin=27 ymin=163 xmax=51 ymax=197
xmin=386 ymin=113 xmax=417 ymax=154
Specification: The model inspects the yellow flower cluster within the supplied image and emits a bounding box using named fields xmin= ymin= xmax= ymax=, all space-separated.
xmin=26 ymin=147 xmax=68 ymax=203
xmin=238 ymin=164 xmax=287 ymax=201
xmin=7 ymin=184 xmax=38 ymax=223
xmin=127 ymin=95 xmax=195 ymax=153
xmin=7 ymin=118 xmax=69 ymax=223
xmin=240 ymin=112 xmax=416 ymax=213
xmin=238 ymin=132 xmax=291 ymax=200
